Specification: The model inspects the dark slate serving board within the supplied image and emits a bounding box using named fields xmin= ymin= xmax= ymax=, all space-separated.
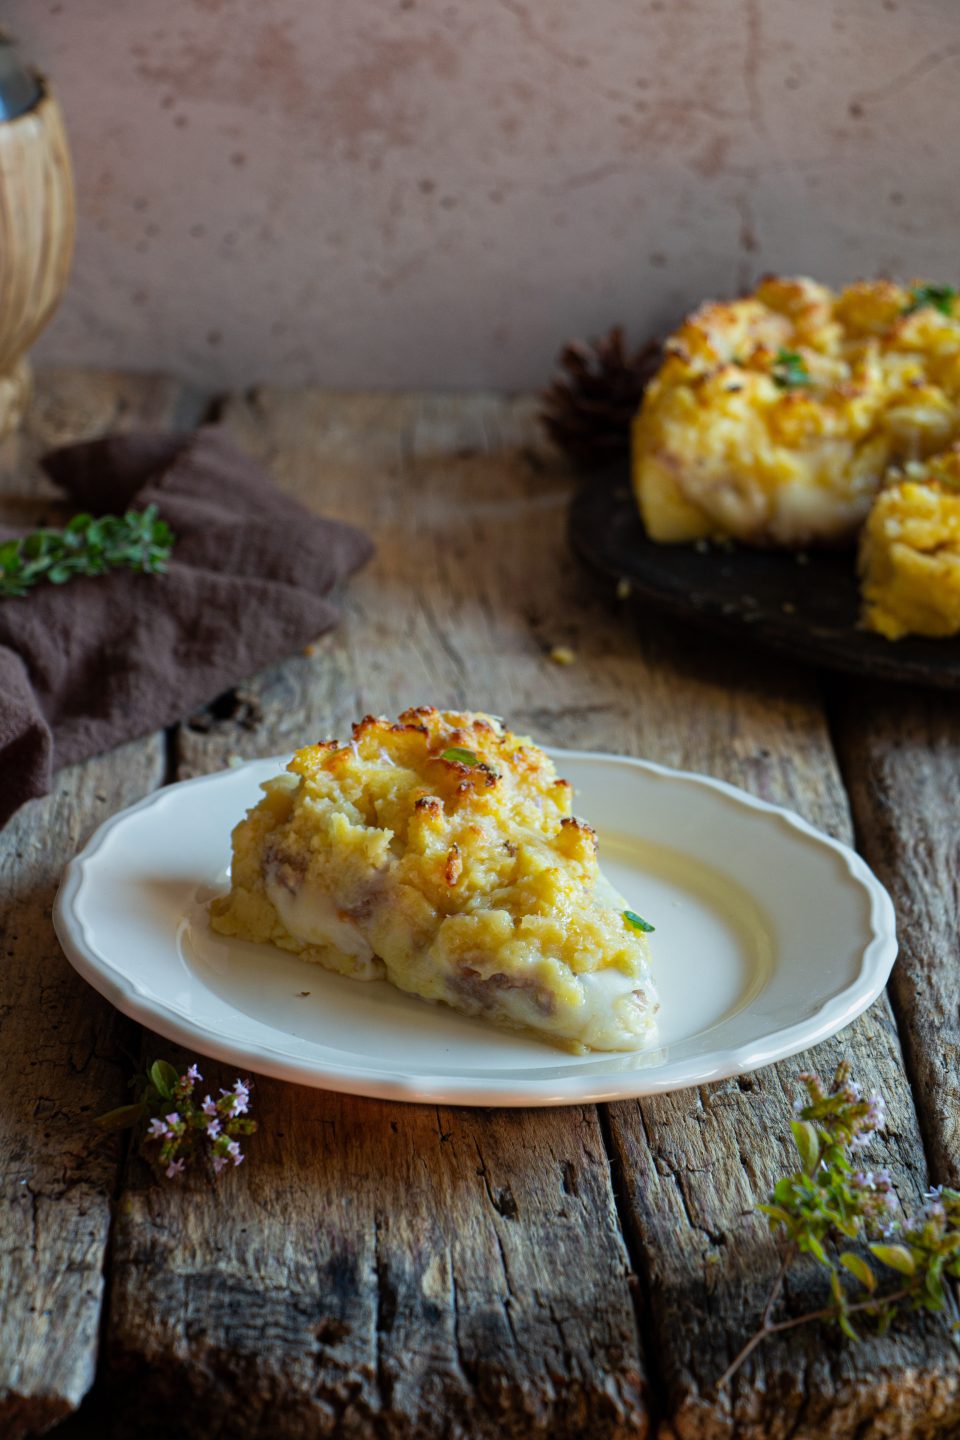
xmin=569 ymin=468 xmax=960 ymax=690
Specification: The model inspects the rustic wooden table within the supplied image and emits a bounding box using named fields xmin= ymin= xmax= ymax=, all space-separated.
xmin=2 ymin=371 xmax=959 ymax=1440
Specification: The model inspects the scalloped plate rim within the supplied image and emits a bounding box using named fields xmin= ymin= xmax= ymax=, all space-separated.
xmin=52 ymin=749 xmax=898 ymax=1106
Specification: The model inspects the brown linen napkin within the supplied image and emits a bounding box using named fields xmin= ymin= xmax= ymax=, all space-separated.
xmin=0 ymin=426 xmax=374 ymax=827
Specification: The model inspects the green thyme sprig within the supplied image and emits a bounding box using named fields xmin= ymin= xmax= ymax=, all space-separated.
xmin=771 ymin=348 xmax=812 ymax=390
xmin=624 ymin=909 xmax=655 ymax=933
xmin=904 ymin=284 xmax=957 ymax=318
xmin=96 ymin=1059 xmax=256 ymax=1180
xmin=717 ymin=1061 xmax=960 ymax=1389
xmin=0 ymin=504 xmax=174 ymax=598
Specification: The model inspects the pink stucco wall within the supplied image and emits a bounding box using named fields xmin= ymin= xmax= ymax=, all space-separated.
xmin=10 ymin=0 xmax=960 ymax=389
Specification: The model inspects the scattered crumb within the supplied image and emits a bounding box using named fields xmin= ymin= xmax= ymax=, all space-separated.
xmin=296 ymin=991 xmax=311 ymax=997
xmin=781 ymin=601 xmax=797 ymax=614
xmin=549 ymin=644 xmax=576 ymax=666
xmin=303 ymin=642 xmax=319 ymax=657
xmin=616 ymin=577 xmax=632 ymax=600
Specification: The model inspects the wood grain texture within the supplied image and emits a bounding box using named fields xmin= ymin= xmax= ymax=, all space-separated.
xmin=107 ymin=1090 xmax=643 ymax=1440
xmin=832 ymin=682 xmax=960 ymax=1188
xmin=101 ymin=388 xmax=960 ymax=1437
xmin=0 ymin=371 xmax=199 ymax=1436
xmin=102 ymin=392 xmax=648 ymax=1440
xmin=0 ymin=740 xmax=164 ymax=1439
xmin=560 ymin=502 xmax=960 ymax=1434
xmin=597 ymin=662 xmax=960 ymax=1439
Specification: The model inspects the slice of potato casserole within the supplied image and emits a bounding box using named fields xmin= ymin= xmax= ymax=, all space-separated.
xmin=633 ymin=276 xmax=960 ymax=547
xmin=859 ymin=447 xmax=960 ymax=639
xmin=210 ymin=708 xmax=658 ymax=1052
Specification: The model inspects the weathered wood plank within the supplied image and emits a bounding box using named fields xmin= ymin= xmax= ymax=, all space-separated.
xmin=106 ymin=1090 xmax=643 ymax=1439
xmin=0 ymin=740 xmax=165 ymax=1439
xmin=0 ymin=371 xmax=202 ymax=1437
xmin=101 ymin=393 xmax=648 ymax=1440
xmin=831 ymin=682 xmax=960 ymax=1188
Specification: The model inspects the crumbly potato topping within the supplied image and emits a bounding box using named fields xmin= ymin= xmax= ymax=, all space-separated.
xmin=633 ymin=276 xmax=960 ymax=548
xmin=859 ymin=446 xmax=960 ymax=639
xmin=210 ymin=708 xmax=657 ymax=1051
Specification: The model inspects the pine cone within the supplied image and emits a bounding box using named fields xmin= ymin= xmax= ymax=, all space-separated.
xmin=540 ymin=326 xmax=662 ymax=470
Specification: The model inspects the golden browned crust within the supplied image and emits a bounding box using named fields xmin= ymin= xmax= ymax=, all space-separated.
xmin=633 ymin=276 xmax=960 ymax=548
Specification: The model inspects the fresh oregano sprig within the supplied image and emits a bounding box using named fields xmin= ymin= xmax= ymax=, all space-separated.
xmin=96 ymin=1059 xmax=256 ymax=1180
xmin=717 ymin=1060 xmax=960 ymax=1388
xmin=771 ymin=348 xmax=812 ymax=390
xmin=440 ymin=746 xmax=480 ymax=766
xmin=0 ymin=504 xmax=174 ymax=598
xmin=904 ymin=283 xmax=957 ymax=318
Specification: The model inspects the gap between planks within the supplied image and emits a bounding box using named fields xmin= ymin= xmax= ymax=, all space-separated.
xmin=826 ymin=677 xmax=960 ymax=1190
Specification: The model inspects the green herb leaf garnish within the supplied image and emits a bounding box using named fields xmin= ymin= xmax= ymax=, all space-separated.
xmin=441 ymin=746 xmax=480 ymax=766
xmin=0 ymin=504 xmax=175 ymax=598
xmin=624 ymin=909 xmax=655 ymax=933
xmin=771 ymin=348 xmax=812 ymax=390
xmin=904 ymin=283 xmax=957 ymax=318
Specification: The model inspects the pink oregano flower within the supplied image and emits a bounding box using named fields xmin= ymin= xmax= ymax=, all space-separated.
xmin=96 ymin=1059 xmax=257 ymax=1182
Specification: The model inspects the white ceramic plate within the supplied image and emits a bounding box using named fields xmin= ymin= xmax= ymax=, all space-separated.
xmin=53 ymin=749 xmax=897 ymax=1107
